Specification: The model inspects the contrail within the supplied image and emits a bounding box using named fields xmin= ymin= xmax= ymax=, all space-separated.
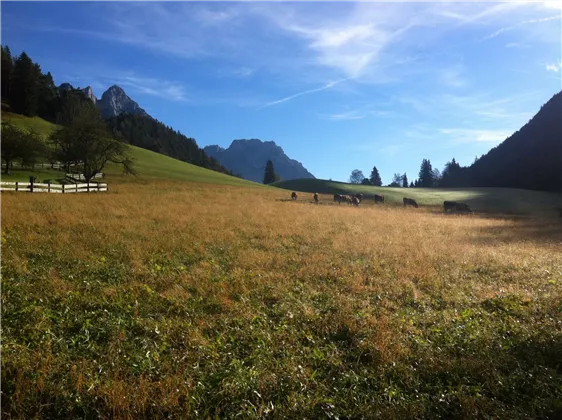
xmin=258 ymin=77 xmax=354 ymax=110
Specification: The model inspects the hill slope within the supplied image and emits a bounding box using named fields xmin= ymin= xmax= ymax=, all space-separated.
xmin=1 ymin=113 xmax=261 ymax=188
xmin=274 ymin=178 xmax=562 ymax=215
xmin=204 ymin=139 xmax=315 ymax=182
xmin=469 ymin=91 xmax=562 ymax=192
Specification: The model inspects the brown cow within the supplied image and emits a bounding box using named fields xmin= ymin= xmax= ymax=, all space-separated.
xmin=443 ymin=201 xmax=456 ymax=212
xmin=313 ymin=193 xmax=319 ymax=204
xmin=352 ymin=196 xmax=360 ymax=207
xmin=291 ymin=192 xmax=298 ymax=201
xmin=455 ymin=202 xmax=473 ymax=214
xmin=374 ymin=194 xmax=385 ymax=204
xmin=344 ymin=195 xmax=353 ymax=205
xmin=334 ymin=194 xmax=342 ymax=204
xmin=403 ymin=197 xmax=419 ymax=208
xmin=354 ymin=193 xmax=364 ymax=202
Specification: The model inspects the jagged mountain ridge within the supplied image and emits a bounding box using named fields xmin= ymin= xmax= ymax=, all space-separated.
xmin=57 ymin=83 xmax=147 ymax=118
xmin=204 ymin=139 xmax=315 ymax=182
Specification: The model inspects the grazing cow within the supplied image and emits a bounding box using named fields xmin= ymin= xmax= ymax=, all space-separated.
xmin=455 ymin=202 xmax=474 ymax=214
xmin=403 ymin=197 xmax=419 ymax=208
xmin=345 ymin=195 xmax=353 ymax=205
xmin=313 ymin=193 xmax=319 ymax=204
xmin=374 ymin=194 xmax=385 ymax=204
xmin=443 ymin=201 xmax=457 ymax=212
xmin=352 ymin=196 xmax=360 ymax=207
xmin=291 ymin=192 xmax=298 ymax=201
xmin=334 ymin=193 xmax=342 ymax=204
xmin=354 ymin=193 xmax=364 ymax=203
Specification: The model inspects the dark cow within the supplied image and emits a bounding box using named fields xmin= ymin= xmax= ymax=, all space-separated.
xmin=403 ymin=197 xmax=419 ymax=208
xmin=334 ymin=194 xmax=342 ymax=204
xmin=313 ymin=193 xmax=319 ymax=204
xmin=455 ymin=202 xmax=474 ymax=214
xmin=354 ymin=193 xmax=364 ymax=202
xmin=443 ymin=201 xmax=456 ymax=212
xmin=352 ymin=196 xmax=360 ymax=207
xmin=291 ymin=192 xmax=298 ymax=201
xmin=374 ymin=194 xmax=385 ymax=204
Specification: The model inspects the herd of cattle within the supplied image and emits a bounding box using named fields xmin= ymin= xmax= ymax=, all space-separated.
xmin=290 ymin=191 xmax=474 ymax=214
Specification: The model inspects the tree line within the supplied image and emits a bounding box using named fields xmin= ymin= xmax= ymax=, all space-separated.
xmin=348 ymin=157 xmax=467 ymax=188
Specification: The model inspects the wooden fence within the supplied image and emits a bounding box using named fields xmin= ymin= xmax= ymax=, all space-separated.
xmin=0 ymin=181 xmax=108 ymax=193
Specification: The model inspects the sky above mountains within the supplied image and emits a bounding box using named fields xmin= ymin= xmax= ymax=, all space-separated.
xmin=2 ymin=1 xmax=561 ymax=183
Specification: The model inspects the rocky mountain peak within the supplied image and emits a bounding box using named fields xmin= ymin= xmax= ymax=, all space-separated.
xmin=96 ymin=85 xmax=147 ymax=118
xmin=204 ymin=139 xmax=314 ymax=183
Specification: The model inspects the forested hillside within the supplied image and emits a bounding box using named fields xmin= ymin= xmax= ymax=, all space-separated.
xmin=107 ymin=113 xmax=232 ymax=176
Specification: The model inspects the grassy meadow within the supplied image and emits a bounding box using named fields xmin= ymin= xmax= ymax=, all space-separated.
xmin=2 ymin=181 xmax=562 ymax=419
xmin=275 ymin=179 xmax=562 ymax=216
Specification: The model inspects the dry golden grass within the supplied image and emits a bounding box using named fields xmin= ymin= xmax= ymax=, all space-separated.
xmin=2 ymin=180 xmax=561 ymax=419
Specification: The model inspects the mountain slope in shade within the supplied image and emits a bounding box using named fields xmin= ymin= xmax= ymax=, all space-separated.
xmin=469 ymin=91 xmax=562 ymax=192
xmin=204 ymin=139 xmax=315 ymax=183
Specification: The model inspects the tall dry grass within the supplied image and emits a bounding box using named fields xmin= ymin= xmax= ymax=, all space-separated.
xmin=2 ymin=180 xmax=561 ymax=419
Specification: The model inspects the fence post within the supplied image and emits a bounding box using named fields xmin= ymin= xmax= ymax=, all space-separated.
xmin=48 ymin=182 xmax=51 ymax=193
xmin=87 ymin=182 xmax=90 ymax=193
xmin=62 ymin=184 xmax=65 ymax=194
xmin=76 ymin=184 xmax=78 ymax=193
xmin=15 ymin=181 xmax=18 ymax=192
xmin=97 ymin=183 xmax=100 ymax=192
xmin=29 ymin=176 xmax=34 ymax=193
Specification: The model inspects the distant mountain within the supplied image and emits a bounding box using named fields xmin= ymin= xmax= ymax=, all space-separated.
xmin=204 ymin=139 xmax=315 ymax=183
xmin=96 ymin=85 xmax=147 ymax=118
xmin=469 ymin=91 xmax=562 ymax=192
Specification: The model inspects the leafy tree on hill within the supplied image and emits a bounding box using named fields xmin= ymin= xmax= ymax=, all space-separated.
xmin=1 ymin=122 xmax=45 ymax=174
xmin=418 ymin=159 xmax=434 ymax=187
xmin=1 ymin=45 xmax=14 ymax=100
xmin=50 ymin=106 xmax=134 ymax=182
xmin=263 ymin=160 xmax=279 ymax=184
xmin=361 ymin=178 xmax=372 ymax=185
xmin=349 ymin=169 xmax=365 ymax=184
xmin=369 ymin=166 xmax=382 ymax=186
xmin=9 ymin=52 xmax=39 ymax=117
xmin=389 ymin=173 xmax=403 ymax=187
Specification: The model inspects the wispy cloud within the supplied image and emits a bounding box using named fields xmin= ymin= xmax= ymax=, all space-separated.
xmin=439 ymin=128 xmax=511 ymax=143
xmin=482 ymin=14 xmax=561 ymax=41
xmin=104 ymin=75 xmax=187 ymax=101
xmin=259 ymin=77 xmax=353 ymax=109
xmin=546 ymin=60 xmax=562 ymax=72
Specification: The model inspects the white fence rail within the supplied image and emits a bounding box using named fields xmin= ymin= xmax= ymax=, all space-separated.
xmin=65 ymin=172 xmax=104 ymax=181
xmin=1 ymin=181 xmax=108 ymax=193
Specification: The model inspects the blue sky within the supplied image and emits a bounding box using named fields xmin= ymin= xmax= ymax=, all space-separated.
xmin=2 ymin=1 xmax=561 ymax=183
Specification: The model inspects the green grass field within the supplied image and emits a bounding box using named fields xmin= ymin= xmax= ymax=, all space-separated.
xmin=274 ymin=178 xmax=562 ymax=216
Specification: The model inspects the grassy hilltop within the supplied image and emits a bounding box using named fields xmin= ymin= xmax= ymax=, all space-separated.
xmin=2 ymin=114 xmax=562 ymax=418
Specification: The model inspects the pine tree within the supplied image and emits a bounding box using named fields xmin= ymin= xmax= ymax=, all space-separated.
xmin=1 ymin=45 xmax=14 ymax=100
xmin=263 ymin=160 xmax=278 ymax=184
xmin=369 ymin=166 xmax=382 ymax=186
xmin=418 ymin=158 xmax=434 ymax=188
xmin=402 ymin=173 xmax=408 ymax=188
xmin=409 ymin=181 xmax=414 ymax=188
xmin=37 ymin=71 xmax=57 ymax=120
xmin=9 ymin=52 xmax=39 ymax=116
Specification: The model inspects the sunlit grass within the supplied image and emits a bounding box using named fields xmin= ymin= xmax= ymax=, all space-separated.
xmin=2 ymin=180 xmax=561 ymax=419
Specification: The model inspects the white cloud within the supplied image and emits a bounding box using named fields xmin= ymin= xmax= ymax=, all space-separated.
xmin=439 ymin=128 xmax=511 ymax=143
xmin=482 ymin=14 xmax=561 ymax=41
xmin=546 ymin=60 xmax=562 ymax=72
